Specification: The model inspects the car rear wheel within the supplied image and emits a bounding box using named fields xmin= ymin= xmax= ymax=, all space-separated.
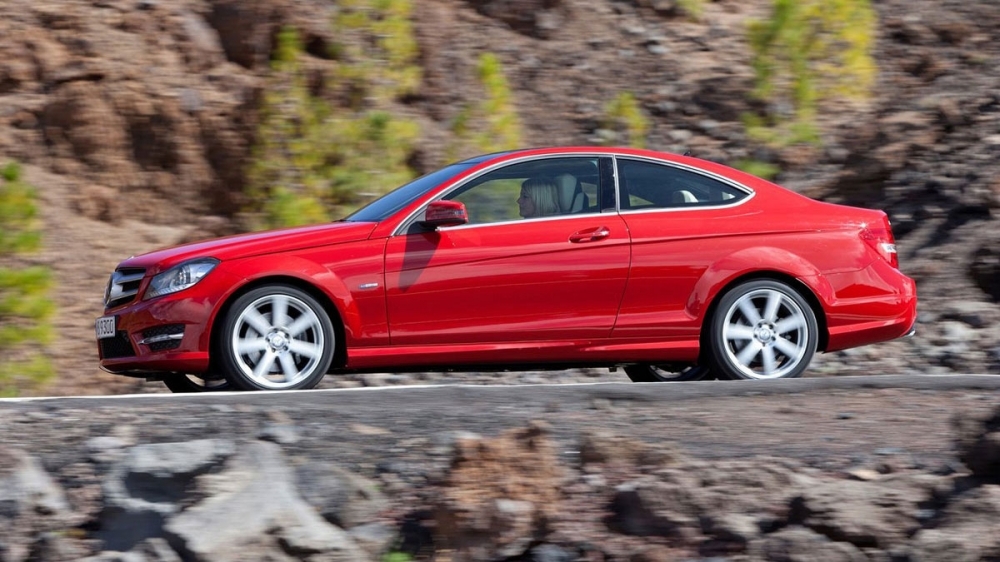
xmin=162 ymin=374 xmax=231 ymax=393
xmin=707 ymin=279 xmax=817 ymax=380
xmin=624 ymin=363 xmax=710 ymax=382
xmin=219 ymin=285 xmax=334 ymax=391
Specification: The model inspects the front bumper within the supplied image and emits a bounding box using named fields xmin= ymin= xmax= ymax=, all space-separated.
xmin=96 ymin=279 xmax=230 ymax=376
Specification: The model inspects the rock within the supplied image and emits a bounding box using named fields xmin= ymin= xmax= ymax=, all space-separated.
xmin=295 ymin=463 xmax=388 ymax=529
xmin=0 ymin=449 xmax=75 ymax=562
xmin=74 ymin=184 xmax=123 ymax=223
xmin=433 ymin=421 xmax=564 ymax=561
xmin=98 ymin=439 xmax=237 ymax=551
xmin=909 ymin=485 xmax=1000 ymax=561
xmin=257 ymin=423 xmax=300 ymax=445
xmin=749 ymin=526 xmax=869 ymax=562
xmin=789 ymin=478 xmax=926 ymax=548
xmin=164 ymin=441 xmax=369 ymax=562
xmin=464 ymin=0 xmax=568 ymax=39
xmin=607 ymin=481 xmax=687 ymax=538
xmin=953 ymin=405 xmax=1000 ymax=481
xmin=0 ymin=453 xmax=71 ymax=517
xmin=348 ymin=522 xmax=397 ymax=560
xmin=940 ymin=300 xmax=993 ymax=328
xmin=579 ymin=429 xmax=686 ymax=467
xmin=530 ymin=543 xmax=576 ymax=562
xmin=969 ymin=243 xmax=1000 ymax=302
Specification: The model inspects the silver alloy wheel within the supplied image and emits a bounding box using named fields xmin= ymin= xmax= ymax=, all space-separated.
xmin=230 ymin=293 xmax=327 ymax=390
xmin=720 ymin=287 xmax=810 ymax=379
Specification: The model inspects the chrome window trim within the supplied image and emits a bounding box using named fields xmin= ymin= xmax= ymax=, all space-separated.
xmin=391 ymin=153 xmax=610 ymax=236
xmin=611 ymin=154 xmax=756 ymax=213
xmin=427 ymin=209 xmax=609 ymax=233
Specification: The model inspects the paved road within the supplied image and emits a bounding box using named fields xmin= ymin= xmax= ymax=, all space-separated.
xmin=2 ymin=374 xmax=998 ymax=476
xmin=5 ymin=374 xmax=1000 ymax=411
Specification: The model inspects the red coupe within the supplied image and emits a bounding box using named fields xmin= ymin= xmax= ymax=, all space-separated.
xmin=96 ymin=147 xmax=916 ymax=392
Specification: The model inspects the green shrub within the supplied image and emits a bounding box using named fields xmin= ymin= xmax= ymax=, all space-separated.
xmin=475 ymin=53 xmax=523 ymax=152
xmin=676 ymin=0 xmax=705 ymax=20
xmin=332 ymin=0 xmax=421 ymax=101
xmin=602 ymin=92 xmax=649 ymax=148
xmin=247 ymin=16 xmax=421 ymax=229
xmin=449 ymin=53 xmax=524 ymax=159
xmin=0 ymin=162 xmax=54 ymax=396
xmin=745 ymin=0 xmax=876 ymax=146
xmin=733 ymin=158 xmax=781 ymax=181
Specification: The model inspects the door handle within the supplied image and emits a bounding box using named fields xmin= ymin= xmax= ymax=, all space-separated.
xmin=569 ymin=227 xmax=611 ymax=243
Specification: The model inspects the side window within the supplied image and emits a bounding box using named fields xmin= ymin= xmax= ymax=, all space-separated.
xmin=616 ymin=158 xmax=749 ymax=211
xmin=443 ymin=157 xmax=601 ymax=225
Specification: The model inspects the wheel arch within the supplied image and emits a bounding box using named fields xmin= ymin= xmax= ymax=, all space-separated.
xmin=208 ymin=275 xmax=349 ymax=374
xmin=698 ymin=271 xmax=830 ymax=357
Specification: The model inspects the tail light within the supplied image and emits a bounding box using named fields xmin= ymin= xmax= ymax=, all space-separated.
xmin=861 ymin=217 xmax=899 ymax=269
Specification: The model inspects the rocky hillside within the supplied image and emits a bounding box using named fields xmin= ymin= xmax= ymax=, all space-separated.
xmin=0 ymin=0 xmax=997 ymax=395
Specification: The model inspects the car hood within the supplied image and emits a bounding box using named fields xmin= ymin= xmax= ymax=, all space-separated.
xmin=117 ymin=221 xmax=378 ymax=273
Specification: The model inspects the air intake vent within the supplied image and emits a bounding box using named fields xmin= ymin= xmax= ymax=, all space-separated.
xmin=99 ymin=331 xmax=136 ymax=359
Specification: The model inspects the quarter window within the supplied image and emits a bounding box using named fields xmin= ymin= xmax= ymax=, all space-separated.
xmin=616 ymin=158 xmax=749 ymax=211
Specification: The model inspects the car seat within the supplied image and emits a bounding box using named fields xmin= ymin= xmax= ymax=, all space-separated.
xmin=555 ymin=173 xmax=588 ymax=213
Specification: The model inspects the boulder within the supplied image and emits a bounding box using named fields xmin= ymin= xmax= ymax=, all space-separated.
xmin=953 ymin=405 xmax=1000 ymax=481
xmin=0 ymin=449 xmax=76 ymax=562
xmin=163 ymin=441 xmax=369 ymax=562
xmin=434 ymin=421 xmax=564 ymax=561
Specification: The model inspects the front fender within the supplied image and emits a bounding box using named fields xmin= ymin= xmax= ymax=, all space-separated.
xmin=208 ymin=255 xmax=362 ymax=343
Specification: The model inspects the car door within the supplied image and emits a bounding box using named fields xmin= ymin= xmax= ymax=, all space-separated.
xmin=611 ymin=156 xmax=755 ymax=340
xmin=384 ymin=156 xmax=630 ymax=345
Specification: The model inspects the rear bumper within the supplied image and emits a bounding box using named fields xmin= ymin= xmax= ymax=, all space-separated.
xmin=817 ymin=260 xmax=917 ymax=352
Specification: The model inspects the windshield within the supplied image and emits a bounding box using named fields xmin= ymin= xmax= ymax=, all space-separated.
xmin=344 ymin=163 xmax=474 ymax=223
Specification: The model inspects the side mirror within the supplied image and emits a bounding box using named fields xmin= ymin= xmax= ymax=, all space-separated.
xmin=421 ymin=200 xmax=468 ymax=229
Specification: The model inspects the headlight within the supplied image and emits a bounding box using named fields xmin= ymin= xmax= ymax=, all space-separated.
xmin=144 ymin=258 xmax=219 ymax=300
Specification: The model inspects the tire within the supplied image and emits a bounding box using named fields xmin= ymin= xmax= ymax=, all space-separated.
xmin=624 ymin=363 xmax=710 ymax=382
xmin=219 ymin=284 xmax=335 ymax=391
xmin=162 ymin=374 xmax=232 ymax=393
xmin=707 ymin=279 xmax=818 ymax=380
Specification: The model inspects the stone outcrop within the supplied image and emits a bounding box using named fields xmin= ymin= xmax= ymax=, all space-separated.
xmin=3 ymin=403 xmax=1000 ymax=561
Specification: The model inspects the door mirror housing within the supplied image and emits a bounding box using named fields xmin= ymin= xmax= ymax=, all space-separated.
xmin=421 ymin=200 xmax=468 ymax=229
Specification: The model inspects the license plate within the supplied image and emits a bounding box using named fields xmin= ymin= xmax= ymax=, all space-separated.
xmin=95 ymin=316 xmax=116 ymax=339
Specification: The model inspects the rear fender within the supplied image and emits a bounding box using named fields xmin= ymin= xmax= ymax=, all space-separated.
xmin=687 ymin=247 xmax=835 ymax=322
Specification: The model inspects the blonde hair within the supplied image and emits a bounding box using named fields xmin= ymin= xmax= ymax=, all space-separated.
xmin=521 ymin=177 xmax=561 ymax=217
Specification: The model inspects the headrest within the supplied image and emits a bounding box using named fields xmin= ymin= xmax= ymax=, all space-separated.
xmin=555 ymin=173 xmax=579 ymax=212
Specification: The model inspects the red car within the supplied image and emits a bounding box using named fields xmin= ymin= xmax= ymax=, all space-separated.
xmin=96 ymin=147 xmax=916 ymax=392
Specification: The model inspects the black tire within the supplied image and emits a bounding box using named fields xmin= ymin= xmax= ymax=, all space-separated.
xmin=624 ymin=363 xmax=710 ymax=382
xmin=219 ymin=284 xmax=335 ymax=391
xmin=707 ymin=279 xmax=818 ymax=380
xmin=162 ymin=374 xmax=232 ymax=393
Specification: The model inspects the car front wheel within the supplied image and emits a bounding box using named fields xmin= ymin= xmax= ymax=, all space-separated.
xmin=707 ymin=279 xmax=817 ymax=380
xmin=219 ymin=284 xmax=335 ymax=391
